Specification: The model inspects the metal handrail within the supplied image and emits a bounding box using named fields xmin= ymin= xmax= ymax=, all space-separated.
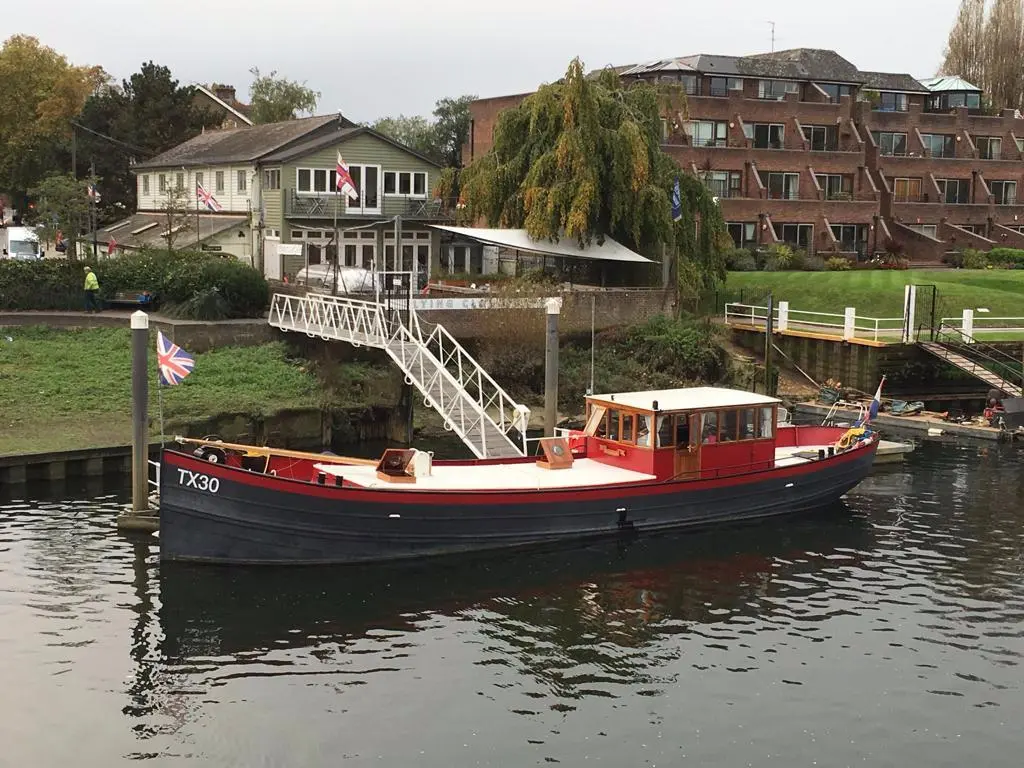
xmin=148 ymin=459 xmax=160 ymax=492
xmin=268 ymin=291 xmax=530 ymax=458
xmin=923 ymin=322 xmax=1023 ymax=392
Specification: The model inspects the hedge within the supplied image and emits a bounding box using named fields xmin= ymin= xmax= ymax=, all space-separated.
xmin=0 ymin=250 xmax=269 ymax=318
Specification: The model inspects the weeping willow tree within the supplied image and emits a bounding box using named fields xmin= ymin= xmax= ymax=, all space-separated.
xmin=460 ymin=58 xmax=728 ymax=293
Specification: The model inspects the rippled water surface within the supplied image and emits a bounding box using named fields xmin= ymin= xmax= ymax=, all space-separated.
xmin=2 ymin=440 xmax=1023 ymax=767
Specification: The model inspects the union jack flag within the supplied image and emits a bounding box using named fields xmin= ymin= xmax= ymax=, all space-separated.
xmin=336 ymin=152 xmax=359 ymax=201
xmin=157 ymin=331 xmax=195 ymax=386
xmin=196 ymin=183 xmax=223 ymax=212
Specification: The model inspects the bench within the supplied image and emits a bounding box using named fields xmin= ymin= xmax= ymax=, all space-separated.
xmin=106 ymin=290 xmax=157 ymax=309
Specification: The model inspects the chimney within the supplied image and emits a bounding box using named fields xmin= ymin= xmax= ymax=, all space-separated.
xmin=214 ymin=85 xmax=236 ymax=103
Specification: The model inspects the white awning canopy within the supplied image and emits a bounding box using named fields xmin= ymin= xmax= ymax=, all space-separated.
xmin=429 ymin=225 xmax=655 ymax=264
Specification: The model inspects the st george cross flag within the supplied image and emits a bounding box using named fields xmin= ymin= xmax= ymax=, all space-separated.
xmin=196 ymin=183 xmax=223 ymax=212
xmin=157 ymin=331 xmax=195 ymax=386
xmin=336 ymin=152 xmax=359 ymax=201
xmin=108 ymin=235 xmax=118 ymax=255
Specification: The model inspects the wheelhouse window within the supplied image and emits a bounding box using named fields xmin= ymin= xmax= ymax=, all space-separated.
xmin=685 ymin=120 xmax=728 ymax=147
xmin=991 ymin=180 xmax=1017 ymax=206
xmin=873 ymin=131 xmax=908 ymax=156
xmin=621 ymin=413 xmax=635 ymax=444
xmin=606 ymin=410 xmax=620 ymax=441
xmin=936 ymin=178 xmax=970 ymax=204
xmin=720 ymin=410 xmax=739 ymax=442
xmin=878 ymin=92 xmax=908 ymax=112
xmin=759 ymin=408 xmax=775 ymax=439
xmin=747 ymin=123 xmax=785 ymax=149
xmin=701 ymin=412 xmax=718 ymax=444
xmin=921 ymin=133 xmax=955 ymax=158
xmin=977 ymin=136 xmax=1002 ymax=160
xmin=803 ymin=125 xmax=838 ymax=152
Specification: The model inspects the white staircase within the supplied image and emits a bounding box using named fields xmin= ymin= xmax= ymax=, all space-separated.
xmin=268 ymin=292 xmax=530 ymax=459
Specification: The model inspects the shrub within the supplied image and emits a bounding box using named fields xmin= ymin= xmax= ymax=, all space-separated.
xmin=725 ymin=248 xmax=757 ymax=272
xmin=960 ymin=249 xmax=990 ymax=269
xmin=763 ymin=243 xmax=794 ymax=271
xmin=802 ymin=254 xmax=826 ymax=271
xmin=789 ymin=248 xmax=807 ymax=271
xmin=942 ymin=251 xmax=965 ymax=268
xmin=987 ymin=248 xmax=1024 ymax=268
xmin=825 ymin=256 xmax=852 ymax=271
xmin=0 ymin=260 xmax=80 ymax=310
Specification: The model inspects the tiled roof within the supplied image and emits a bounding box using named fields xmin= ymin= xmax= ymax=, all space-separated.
xmin=94 ymin=212 xmax=247 ymax=250
xmin=134 ymin=114 xmax=348 ymax=169
xmin=739 ymin=49 xmax=862 ymax=82
xmin=859 ymin=71 xmax=929 ymax=93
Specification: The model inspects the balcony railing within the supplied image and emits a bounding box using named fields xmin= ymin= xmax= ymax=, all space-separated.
xmin=285 ymin=193 xmax=453 ymax=219
xmin=996 ymin=194 xmax=1018 ymax=206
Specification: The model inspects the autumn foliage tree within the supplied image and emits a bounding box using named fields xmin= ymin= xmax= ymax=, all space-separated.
xmin=459 ymin=58 xmax=727 ymax=292
xmin=0 ymin=35 xmax=103 ymax=207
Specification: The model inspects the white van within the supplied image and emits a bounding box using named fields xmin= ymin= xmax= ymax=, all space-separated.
xmin=0 ymin=226 xmax=40 ymax=260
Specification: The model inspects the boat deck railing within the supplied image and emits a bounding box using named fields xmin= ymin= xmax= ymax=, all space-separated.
xmin=148 ymin=459 xmax=160 ymax=492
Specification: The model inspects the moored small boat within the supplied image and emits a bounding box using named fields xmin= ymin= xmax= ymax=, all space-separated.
xmin=158 ymin=387 xmax=879 ymax=565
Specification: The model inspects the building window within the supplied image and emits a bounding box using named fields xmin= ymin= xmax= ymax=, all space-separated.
xmin=936 ymin=178 xmax=971 ymax=204
xmin=909 ymin=223 xmax=938 ymax=238
xmin=991 ymin=180 xmax=1017 ymax=205
xmin=237 ymin=170 xmax=247 ymax=192
xmin=930 ymin=92 xmax=982 ymax=111
xmin=758 ymin=80 xmax=799 ymax=100
xmin=921 ymin=133 xmax=956 ymax=158
xmin=158 ymin=174 xmax=166 ymax=193
xmin=727 ymin=222 xmax=757 ymax=248
xmin=893 ymin=177 xmax=923 ymax=203
xmin=873 ymin=131 xmax=908 ymax=156
xmin=142 ymin=175 xmax=149 ymax=195
xmin=383 ymin=171 xmax=429 ymax=197
xmin=977 ymin=136 xmax=1002 ymax=160
xmin=747 ymin=123 xmax=785 ymax=149
xmin=878 ymin=92 xmax=908 ymax=112
xmin=175 ymin=172 xmax=184 ymax=190
xmin=818 ymin=83 xmax=855 ymax=103
xmin=831 ymin=224 xmax=868 ymax=251
xmin=779 ymin=223 xmax=813 ymax=249
xmin=296 ymin=168 xmax=338 ymax=194
xmin=708 ymin=77 xmax=743 ymax=97
xmin=815 ymin=174 xmax=853 ymax=200
xmin=760 ymin=171 xmax=800 ymax=200
xmin=196 ymin=171 xmax=204 ymax=188
xmin=263 ymin=169 xmax=281 ymax=190
xmin=685 ymin=120 xmax=728 ymax=147
xmin=660 ymin=118 xmax=669 ymax=142
xmin=704 ymin=171 xmax=742 ymax=199
xmin=1017 ymin=138 xmax=1024 ymax=154
xmin=215 ymin=170 xmax=225 ymax=193
xmin=803 ymin=125 xmax=838 ymax=151
xmin=680 ymin=75 xmax=698 ymax=95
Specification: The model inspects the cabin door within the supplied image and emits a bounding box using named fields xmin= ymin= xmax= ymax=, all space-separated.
xmin=673 ymin=413 xmax=701 ymax=480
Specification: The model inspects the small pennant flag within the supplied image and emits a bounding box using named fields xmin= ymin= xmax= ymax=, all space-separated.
xmin=157 ymin=331 xmax=195 ymax=386
xmin=88 ymin=183 xmax=101 ymax=202
xmin=107 ymin=236 xmax=118 ymax=255
xmin=671 ymin=178 xmax=682 ymax=222
xmin=336 ymin=152 xmax=359 ymax=201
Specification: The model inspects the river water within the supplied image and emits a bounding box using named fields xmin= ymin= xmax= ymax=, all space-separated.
xmin=1 ymin=440 xmax=1023 ymax=767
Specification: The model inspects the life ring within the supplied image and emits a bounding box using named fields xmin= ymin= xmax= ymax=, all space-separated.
xmin=197 ymin=446 xmax=227 ymax=464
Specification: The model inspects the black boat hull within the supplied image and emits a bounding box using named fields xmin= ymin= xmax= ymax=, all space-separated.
xmin=159 ymin=443 xmax=878 ymax=565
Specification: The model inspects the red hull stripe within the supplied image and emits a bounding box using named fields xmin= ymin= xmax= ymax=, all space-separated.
xmin=163 ymin=441 xmax=875 ymax=507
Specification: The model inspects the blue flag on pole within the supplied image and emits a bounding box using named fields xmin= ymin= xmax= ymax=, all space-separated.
xmin=671 ymin=178 xmax=682 ymax=222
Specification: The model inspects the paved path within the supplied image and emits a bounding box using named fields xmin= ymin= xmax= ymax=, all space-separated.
xmin=0 ymin=310 xmax=269 ymax=329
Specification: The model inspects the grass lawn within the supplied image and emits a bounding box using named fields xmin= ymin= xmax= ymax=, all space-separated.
xmin=0 ymin=327 xmax=329 ymax=455
xmin=723 ymin=270 xmax=1024 ymax=321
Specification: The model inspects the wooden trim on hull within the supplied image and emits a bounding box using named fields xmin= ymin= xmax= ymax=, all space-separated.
xmin=158 ymin=441 xmax=878 ymax=565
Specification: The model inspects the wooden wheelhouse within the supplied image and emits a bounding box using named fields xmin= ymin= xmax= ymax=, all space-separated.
xmin=580 ymin=388 xmax=781 ymax=481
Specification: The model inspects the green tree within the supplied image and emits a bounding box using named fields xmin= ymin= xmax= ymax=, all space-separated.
xmin=28 ymin=172 xmax=92 ymax=259
xmin=460 ymin=58 xmax=726 ymax=292
xmin=369 ymin=114 xmax=440 ymax=160
xmin=76 ymin=62 xmax=214 ymax=220
xmin=0 ymin=35 xmax=103 ymax=210
xmin=248 ymin=68 xmax=320 ymax=123
xmin=432 ymin=94 xmax=476 ymax=169
xmin=158 ymin=185 xmax=193 ymax=254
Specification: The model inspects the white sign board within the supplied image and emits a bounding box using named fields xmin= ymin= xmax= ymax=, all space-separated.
xmin=413 ymin=297 xmax=554 ymax=311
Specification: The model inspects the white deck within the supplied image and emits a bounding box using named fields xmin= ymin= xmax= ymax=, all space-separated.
xmin=774 ymin=444 xmax=835 ymax=468
xmin=313 ymin=458 xmax=658 ymax=491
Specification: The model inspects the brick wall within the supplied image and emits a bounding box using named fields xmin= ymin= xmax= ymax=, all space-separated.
xmin=464 ymin=93 xmax=532 ymax=165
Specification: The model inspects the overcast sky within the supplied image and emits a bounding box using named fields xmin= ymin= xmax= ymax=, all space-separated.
xmin=10 ymin=0 xmax=962 ymax=122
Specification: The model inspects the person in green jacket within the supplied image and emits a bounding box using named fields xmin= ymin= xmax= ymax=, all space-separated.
xmin=84 ymin=266 xmax=100 ymax=313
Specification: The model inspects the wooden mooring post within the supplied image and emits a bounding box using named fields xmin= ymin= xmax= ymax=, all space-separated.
xmin=117 ymin=310 xmax=159 ymax=533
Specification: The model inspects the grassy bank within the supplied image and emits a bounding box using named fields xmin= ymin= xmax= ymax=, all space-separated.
xmin=724 ymin=270 xmax=1024 ymax=319
xmin=0 ymin=327 xmax=329 ymax=455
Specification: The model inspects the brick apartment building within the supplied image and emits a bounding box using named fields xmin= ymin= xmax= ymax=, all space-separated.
xmin=465 ymin=49 xmax=1024 ymax=264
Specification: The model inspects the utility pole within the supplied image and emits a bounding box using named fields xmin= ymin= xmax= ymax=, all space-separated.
xmin=90 ymin=160 xmax=98 ymax=258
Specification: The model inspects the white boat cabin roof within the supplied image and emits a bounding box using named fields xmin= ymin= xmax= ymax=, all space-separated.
xmin=587 ymin=387 xmax=780 ymax=413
